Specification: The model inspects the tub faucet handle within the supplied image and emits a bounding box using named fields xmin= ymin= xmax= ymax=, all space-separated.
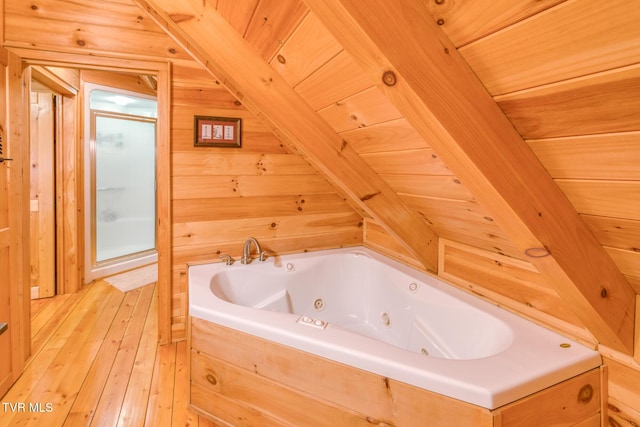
xmin=219 ymin=254 xmax=234 ymax=265
xmin=259 ymin=251 xmax=269 ymax=262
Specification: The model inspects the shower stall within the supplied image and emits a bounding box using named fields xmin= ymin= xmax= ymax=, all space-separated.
xmin=84 ymin=85 xmax=158 ymax=282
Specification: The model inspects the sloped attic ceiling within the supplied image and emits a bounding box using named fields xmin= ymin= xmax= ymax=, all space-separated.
xmin=131 ymin=0 xmax=638 ymax=353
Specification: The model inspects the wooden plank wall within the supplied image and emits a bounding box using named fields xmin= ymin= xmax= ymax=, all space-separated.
xmin=270 ymin=10 xmax=522 ymax=262
xmin=169 ymin=60 xmax=362 ymax=340
xmin=453 ymin=1 xmax=640 ymax=291
xmin=2 ymin=0 xmax=364 ymax=340
xmin=2 ymin=0 xmax=192 ymax=62
xmin=360 ymin=2 xmax=640 ymax=424
xmin=421 ymin=2 xmax=640 ymax=425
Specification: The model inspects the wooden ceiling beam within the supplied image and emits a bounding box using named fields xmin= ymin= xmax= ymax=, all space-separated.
xmin=132 ymin=0 xmax=440 ymax=272
xmin=302 ymin=0 xmax=636 ymax=353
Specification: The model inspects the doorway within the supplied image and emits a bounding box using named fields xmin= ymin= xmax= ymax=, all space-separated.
xmin=2 ymin=55 xmax=172 ymax=398
xmin=16 ymin=56 xmax=172 ymax=345
xmin=84 ymin=85 xmax=158 ymax=283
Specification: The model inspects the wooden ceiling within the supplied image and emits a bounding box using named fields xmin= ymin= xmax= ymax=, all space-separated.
xmin=4 ymin=1 xmax=639 ymax=354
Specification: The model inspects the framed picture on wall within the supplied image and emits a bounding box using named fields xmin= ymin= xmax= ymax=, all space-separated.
xmin=194 ymin=115 xmax=242 ymax=148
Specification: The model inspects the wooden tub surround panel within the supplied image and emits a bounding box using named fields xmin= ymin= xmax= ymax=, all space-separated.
xmin=189 ymin=317 xmax=602 ymax=427
xmin=437 ymin=239 xmax=599 ymax=349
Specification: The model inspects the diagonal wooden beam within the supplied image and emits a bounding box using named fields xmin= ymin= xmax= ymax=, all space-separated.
xmin=132 ymin=0 xmax=440 ymax=272
xmin=302 ymin=0 xmax=636 ymax=353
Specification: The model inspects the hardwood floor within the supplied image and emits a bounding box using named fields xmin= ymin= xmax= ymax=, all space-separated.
xmin=0 ymin=280 xmax=217 ymax=427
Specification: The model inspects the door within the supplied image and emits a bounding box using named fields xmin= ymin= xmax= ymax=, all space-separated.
xmin=0 ymin=117 xmax=13 ymax=396
xmin=29 ymin=88 xmax=56 ymax=299
xmin=29 ymin=89 xmax=56 ymax=299
xmin=84 ymin=86 xmax=158 ymax=282
xmin=92 ymin=111 xmax=156 ymax=265
xmin=0 ymin=50 xmax=29 ymax=398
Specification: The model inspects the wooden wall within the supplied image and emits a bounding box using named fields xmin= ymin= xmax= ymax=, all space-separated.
xmin=445 ymin=0 xmax=640 ymax=292
xmin=2 ymin=0 xmax=364 ymax=340
xmin=269 ymin=10 xmax=518 ymax=258
xmin=169 ymin=60 xmax=362 ymax=339
xmin=371 ymin=2 xmax=640 ymax=424
xmin=447 ymin=3 xmax=640 ymax=425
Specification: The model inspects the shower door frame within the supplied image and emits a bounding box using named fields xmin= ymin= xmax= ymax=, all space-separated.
xmin=83 ymin=84 xmax=158 ymax=282
xmin=89 ymin=110 xmax=158 ymax=273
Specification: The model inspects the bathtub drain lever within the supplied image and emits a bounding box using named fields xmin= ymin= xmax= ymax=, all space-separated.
xmin=297 ymin=316 xmax=328 ymax=330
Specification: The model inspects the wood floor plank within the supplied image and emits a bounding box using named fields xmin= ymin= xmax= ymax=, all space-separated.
xmin=172 ymin=340 xmax=197 ymax=426
xmin=30 ymin=294 xmax=70 ymax=329
xmin=90 ymin=284 xmax=156 ymax=427
xmin=144 ymin=342 xmax=177 ymax=427
xmin=0 ymin=347 xmax=59 ymax=426
xmin=33 ymin=284 xmax=119 ymax=425
xmin=2 ymin=277 xmax=201 ymax=427
xmin=0 ymin=281 xmax=115 ymax=426
xmin=30 ymin=288 xmax=86 ymax=358
xmin=116 ymin=283 xmax=159 ymax=427
xmin=39 ymin=287 xmax=107 ymax=351
xmin=63 ymin=287 xmax=141 ymax=425
xmin=30 ymin=296 xmax=53 ymax=321
xmin=47 ymin=286 xmax=127 ymax=426
xmin=198 ymin=416 xmax=221 ymax=427
xmin=39 ymin=341 xmax=105 ymax=426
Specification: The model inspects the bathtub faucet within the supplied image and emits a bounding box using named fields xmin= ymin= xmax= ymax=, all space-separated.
xmin=241 ymin=237 xmax=267 ymax=264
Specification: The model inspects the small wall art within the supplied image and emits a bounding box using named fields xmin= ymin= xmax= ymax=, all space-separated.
xmin=194 ymin=115 xmax=242 ymax=148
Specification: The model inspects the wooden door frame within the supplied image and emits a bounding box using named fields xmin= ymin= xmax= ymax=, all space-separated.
xmin=82 ymin=80 xmax=159 ymax=283
xmin=0 ymin=48 xmax=31 ymax=393
xmin=14 ymin=51 xmax=173 ymax=344
xmin=30 ymin=66 xmax=80 ymax=298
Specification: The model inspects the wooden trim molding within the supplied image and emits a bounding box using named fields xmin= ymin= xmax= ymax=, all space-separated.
xmin=633 ymin=295 xmax=640 ymax=363
xmin=156 ymin=65 xmax=172 ymax=344
xmin=55 ymin=90 xmax=80 ymax=295
xmin=3 ymin=49 xmax=31 ymax=383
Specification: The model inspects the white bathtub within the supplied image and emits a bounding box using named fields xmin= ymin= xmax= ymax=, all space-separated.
xmin=188 ymin=246 xmax=601 ymax=409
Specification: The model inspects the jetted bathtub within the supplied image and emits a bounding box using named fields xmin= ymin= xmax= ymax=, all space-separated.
xmin=188 ymin=246 xmax=601 ymax=410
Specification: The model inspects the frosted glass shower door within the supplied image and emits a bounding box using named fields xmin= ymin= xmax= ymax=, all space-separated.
xmin=93 ymin=111 xmax=156 ymax=264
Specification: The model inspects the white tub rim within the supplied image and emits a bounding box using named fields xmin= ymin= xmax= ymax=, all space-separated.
xmin=188 ymin=246 xmax=601 ymax=409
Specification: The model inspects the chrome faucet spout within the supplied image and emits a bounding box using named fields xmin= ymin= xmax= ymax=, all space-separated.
xmin=241 ymin=237 xmax=262 ymax=264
